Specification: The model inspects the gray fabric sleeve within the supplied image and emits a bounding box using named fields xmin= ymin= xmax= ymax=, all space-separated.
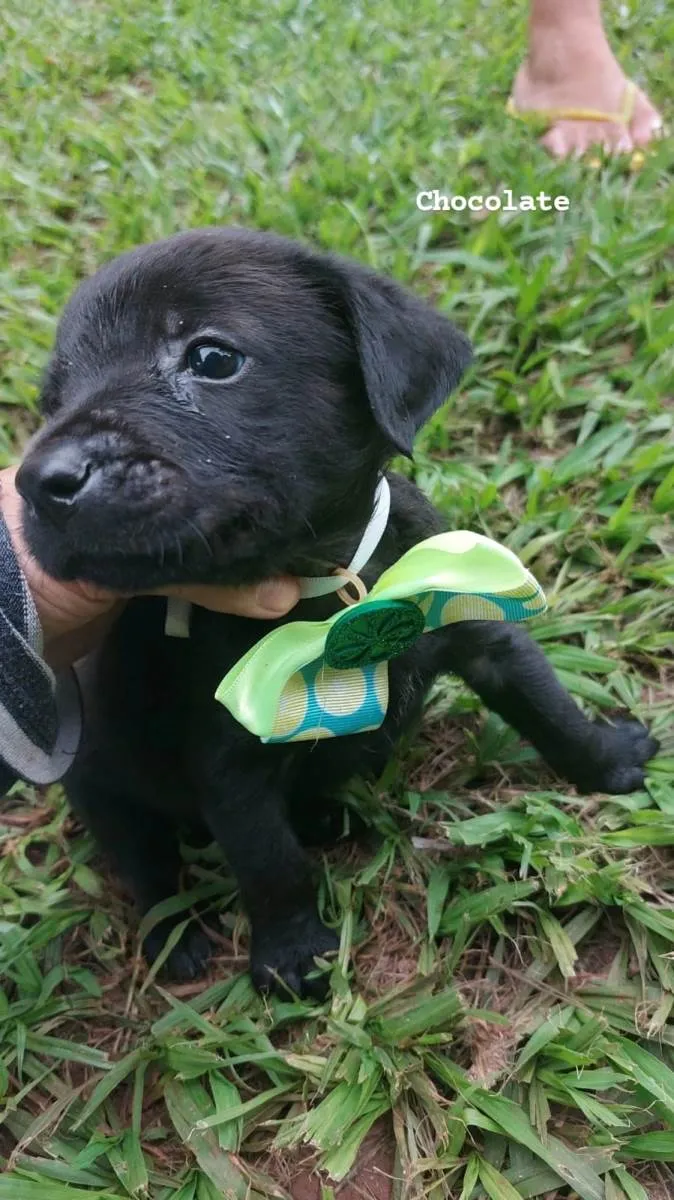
xmin=0 ymin=513 xmax=82 ymax=794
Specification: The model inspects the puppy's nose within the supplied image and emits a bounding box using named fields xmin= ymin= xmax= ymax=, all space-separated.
xmin=16 ymin=442 xmax=95 ymax=524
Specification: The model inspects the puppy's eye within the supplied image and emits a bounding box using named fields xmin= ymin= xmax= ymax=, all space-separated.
xmin=185 ymin=342 xmax=245 ymax=380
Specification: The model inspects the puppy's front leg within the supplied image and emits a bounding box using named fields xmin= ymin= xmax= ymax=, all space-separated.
xmin=200 ymin=767 xmax=338 ymax=998
xmin=65 ymin=778 xmax=214 ymax=981
xmin=435 ymin=622 xmax=658 ymax=794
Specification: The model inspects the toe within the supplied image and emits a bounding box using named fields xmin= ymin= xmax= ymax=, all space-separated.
xmin=145 ymin=922 xmax=214 ymax=982
xmin=251 ymin=922 xmax=338 ymax=999
xmin=605 ymin=764 xmax=649 ymax=796
xmin=166 ymin=948 xmax=203 ymax=982
xmin=303 ymin=971 xmax=332 ymax=1002
xmin=542 ymin=120 xmax=600 ymax=159
xmin=643 ymin=736 xmax=661 ymax=762
xmin=184 ymin=926 xmax=216 ymax=970
xmin=626 ymin=728 xmax=660 ymax=766
xmin=616 ymin=719 xmax=659 ymax=760
xmin=542 ymin=119 xmax=634 ymax=158
xmin=583 ymin=119 xmax=633 ymax=154
xmin=630 ymin=87 xmax=664 ymax=147
xmin=256 ymin=952 xmax=333 ymax=999
xmin=541 ymin=125 xmax=571 ymax=158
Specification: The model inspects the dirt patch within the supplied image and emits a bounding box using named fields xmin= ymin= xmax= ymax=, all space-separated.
xmin=637 ymin=1172 xmax=674 ymax=1200
xmin=574 ymin=926 xmax=623 ymax=980
xmin=263 ymin=1117 xmax=397 ymax=1200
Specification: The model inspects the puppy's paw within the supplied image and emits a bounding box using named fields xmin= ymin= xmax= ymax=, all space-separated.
xmin=251 ymin=913 xmax=339 ymax=1000
xmin=144 ymin=918 xmax=215 ymax=983
xmin=572 ymin=717 xmax=659 ymax=795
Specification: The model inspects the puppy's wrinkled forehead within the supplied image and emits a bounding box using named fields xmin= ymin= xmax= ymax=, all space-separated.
xmin=60 ymin=229 xmax=346 ymax=365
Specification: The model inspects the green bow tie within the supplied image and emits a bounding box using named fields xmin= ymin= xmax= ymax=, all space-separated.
xmin=215 ymin=531 xmax=546 ymax=743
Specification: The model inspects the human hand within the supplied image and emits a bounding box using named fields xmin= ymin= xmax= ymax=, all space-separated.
xmin=0 ymin=466 xmax=300 ymax=668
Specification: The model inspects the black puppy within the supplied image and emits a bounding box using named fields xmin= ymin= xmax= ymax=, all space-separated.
xmin=17 ymin=228 xmax=658 ymax=996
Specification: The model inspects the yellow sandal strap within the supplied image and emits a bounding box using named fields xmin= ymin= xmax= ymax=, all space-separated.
xmin=506 ymin=80 xmax=636 ymax=128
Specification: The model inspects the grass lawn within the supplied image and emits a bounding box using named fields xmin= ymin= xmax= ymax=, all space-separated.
xmin=1 ymin=0 xmax=674 ymax=1196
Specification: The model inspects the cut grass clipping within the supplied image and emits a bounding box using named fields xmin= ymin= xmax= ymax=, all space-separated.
xmin=1 ymin=0 xmax=673 ymax=1196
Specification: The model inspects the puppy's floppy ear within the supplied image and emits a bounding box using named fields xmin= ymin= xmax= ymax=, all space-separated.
xmin=329 ymin=259 xmax=472 ymax=456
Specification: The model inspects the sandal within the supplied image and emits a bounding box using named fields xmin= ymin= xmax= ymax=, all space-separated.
xmin=505 ymin=78 xmax=637 ymax=132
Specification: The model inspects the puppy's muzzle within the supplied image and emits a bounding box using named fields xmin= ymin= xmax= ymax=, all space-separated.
xmin=17 ymin=435 xmax=181 ymax=530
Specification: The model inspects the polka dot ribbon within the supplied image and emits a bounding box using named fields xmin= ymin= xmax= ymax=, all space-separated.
xmin=215 ymin=531 xmax=547 ymax=743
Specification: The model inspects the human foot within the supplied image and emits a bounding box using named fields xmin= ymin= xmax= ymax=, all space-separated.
xmin=510 ymin=27 xmax=662 ymax=157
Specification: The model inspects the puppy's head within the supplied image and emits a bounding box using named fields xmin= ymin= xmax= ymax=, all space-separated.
xmin=17 ymin=228 xmax=471 ymax=590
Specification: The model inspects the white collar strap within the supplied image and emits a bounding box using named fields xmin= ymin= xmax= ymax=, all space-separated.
xmin=165 ymin=475 xmax=391 ymax=637
xmin=298 ymin=475 xmax=391 ymax=599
